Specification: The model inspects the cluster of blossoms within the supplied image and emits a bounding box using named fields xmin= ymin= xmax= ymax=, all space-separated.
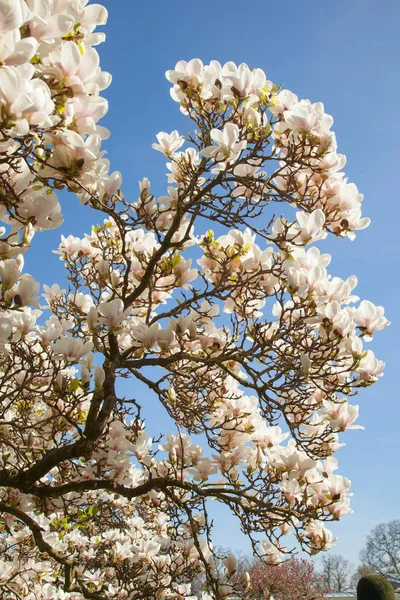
xmin=0 ymin=0 xmax=118 ymax=258
xmin=0 ymin=6 xmax=389 ymax=600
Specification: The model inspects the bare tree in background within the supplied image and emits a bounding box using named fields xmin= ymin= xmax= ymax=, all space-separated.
xmin=321 ymin=554 xmax=354 ymax=592
xmin=360 ymin=520 xmax=400 ymax=576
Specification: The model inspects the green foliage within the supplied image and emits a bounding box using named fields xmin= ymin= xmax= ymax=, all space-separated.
xmin=357 ymin=575 xmax=395 ymax=600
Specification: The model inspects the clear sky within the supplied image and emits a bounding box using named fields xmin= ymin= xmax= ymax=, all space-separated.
xmin=25 ymin=0 xmax=400 ymax=568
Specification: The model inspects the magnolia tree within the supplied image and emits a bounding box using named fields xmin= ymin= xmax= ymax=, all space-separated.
xmin=0 ymin=1 xmax=390 ymax=599
xmin=238 ymin=557 xmax=325 ymax=600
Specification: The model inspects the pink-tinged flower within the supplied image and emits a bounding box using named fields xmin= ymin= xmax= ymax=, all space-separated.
xmin=130 ymin=539 xmax=161 ymax=563
xmin=52 ymin=336 xmax=93 ymax=362
xmin=43 ymin=131 xmax=104 ymax=181
xmin=46 ymin=43 xmax=111 ymax=96
xmin=304 ymin=522 xmax=336 ymax=553
xmin=139 ymin=176 xmax=150 ymax=196
xmin=0 ymin=65 xmax=54 ymax=133
xmin=279 ymin=99 xmax=333 ymax=134
xmin=268 ymin=439 xmax=317 ymax=476
xmin=261 ymin=541 xmax=285 ymax=565
xmin=317 ymin=174 xmax=370 ymax=240
xmin=130 ymin=322 xmax=161 ymax=350
xmin=11 ymin=188 xmax=63 ymax=231
xmin=152 ymin=130 xmax=184 ymax=157
xmin=189 ymin=457 xmax=217 ymax=482
xmin=80 ymin=2 xmax=108 ymax=34
xmin=201 ymin=123 xmax=247 ymax=166
xmin=97 ymin=170 xmax=122 ymax=198
xmin=24 ymin=1 xmax=76 ymax=42
xmin=72 ymin=292 xmax=94 ymax=313
xmin=63 ymin=95 xmax=109 ymax=139
xmin=11 ymin=306 xmax=40 ymax=335
xmin=357 ymin=350 xmax=385 ymax=382
xmin=316 ymin=301 xmax=356 ymax=338
xmin=280 ymin=478 xmax=305 ymax=505
xmin=166 ymin=147 xmax=200 ymax=183
xmin=132 ymin=431 xmax=152 ymax=460
xmin=98 ymin=298 xmax=131 ymax=328
xmin=173 ymin=256 xmax=198 ymax=288
xmin=252 ymin=425 xmax=289 ymax=449
xmin=38 ymin=315 xmax=64 ymax=345
xmin=322 ymin=399 xmax=363 ymax=431
xmin=355 ymin=300 xmax=390 ymax=341
xmin=112 ymin=541 xmax=134 ymax=562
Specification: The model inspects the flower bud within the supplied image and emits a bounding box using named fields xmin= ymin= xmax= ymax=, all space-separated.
xmin=81 ymin=364 xmax=90 ymax=384
xmin=94 ymin=365 xmax=105 ymax=388
xmin=87 ymin=307 xmax=98 ymax=331
xmin=223 ymin=554 xmax=237 ymax=573
xmin=110 ymin=270 xmax=121 ymax=288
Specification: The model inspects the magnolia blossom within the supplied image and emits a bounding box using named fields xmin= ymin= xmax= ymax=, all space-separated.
xmin=0 ymin=0 xmax=30 ymax=33
xmin=52 ymin=336 xmax=93 ymax=362
xmin=98 ymin=298 xmax=131 ymax=328
xmin=304 ymin=522 xmax=336 ymax=553
xmin=323 ymin=400 xmax=363 ymax=431
xmin=293 ymin=209 xmax=327 ymax=245
xmin=355 ymin=300 xmax=390 ymax=340
xmin=0 ymin=29 xmax=38 ymax=66
xmin=0 ymin=65 xmax=54 ymax=133
xmin=152 ymin=130 xmax=185 ymax=157
xmin=357 ymin=350 xmax=385 ymax=382
xmin=261 ymin=541 xmax=286 ymax=565
xmin=0 ymin=558 xmax=15 ymax=584
xmin=201 ymin=123 xmax=247 ymax=168
xmin=0 ymin=255 xmax=23 ymax=290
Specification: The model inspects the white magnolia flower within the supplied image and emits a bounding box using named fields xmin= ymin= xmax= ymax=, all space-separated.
xmin=98 ymin=298 xmax=132 ymax=328
xmin=0 ymin=558 xmax=15 ymax=584
xmin=322 ymin=400 xmax=363 ymax=431
xmin=355 ymin=299 xmax=390 ymax=340
xmin=0 ymin=30 xmax=38 ymax=65
xmin=152 ymin=130 xmax=184 ymax=157
xmin=52 ymin=336 xmax=93 ymax=362
xmin=0 ymin=0 xmax=30 ymax=34
xmin=0 ymin=255 xmax=23 ymax=290
xmin=201 ymin=123 xmax=247 ymax=167
xmin=304 ymin=521 xmax=336 ymax=552
xmin=223 ymin=554 xmax=237 ymax=573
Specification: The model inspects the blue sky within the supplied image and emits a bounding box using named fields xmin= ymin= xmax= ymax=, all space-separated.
xmin=26 ymin=0 xmax=399 ymax=567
